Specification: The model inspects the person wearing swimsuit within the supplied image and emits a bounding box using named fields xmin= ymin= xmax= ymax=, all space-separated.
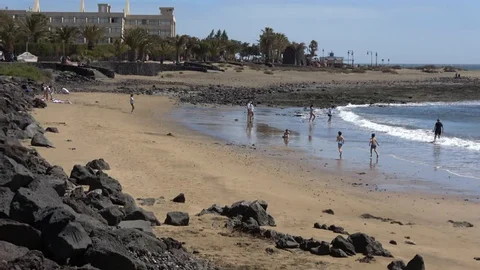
xmin=369 ymin=133 xmax=379 ymax=159
xmin=309 ymin=105 xmax=316 ymax=122
xmin=433 ymin=119 xmax=444 ymax=142
xmin=336 ymin=131 xmax=345 ymax=158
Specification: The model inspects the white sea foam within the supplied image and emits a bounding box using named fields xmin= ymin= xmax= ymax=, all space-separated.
xmin=337 ymin=105 xmax=480 ymax=151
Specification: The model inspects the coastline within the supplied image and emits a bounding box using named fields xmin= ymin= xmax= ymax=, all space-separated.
xmin=32 ymin=92 xmax=480 ymax=269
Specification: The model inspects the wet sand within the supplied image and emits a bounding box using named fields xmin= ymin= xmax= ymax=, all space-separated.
xmin=30 ymin=92 xmax=480 ymax=269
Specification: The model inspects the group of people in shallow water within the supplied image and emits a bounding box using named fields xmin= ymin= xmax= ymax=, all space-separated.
xmin=245 ymin=101 xmax=445 ymax=160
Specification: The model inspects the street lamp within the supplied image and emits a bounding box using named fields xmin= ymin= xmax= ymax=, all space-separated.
xmin=375 ymin=52 xmax=378 ymax=66
xmin=388 ymin=59 xmax=390 ymax=66
xmin=348 ymin=50 xmax=354 ymax=66
xmin=367 ymin=51 xmax=373 ymax=67
xmin=382 ymin=59 xmax=384 ymax=66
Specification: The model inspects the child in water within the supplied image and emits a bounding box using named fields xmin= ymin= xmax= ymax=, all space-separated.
xmin=282 ymin=129 xmax=290 ymax=139
xmin=309 ymin=105 xmax=316 ymax=122
xmin=369 ymin=133 xmax=379 ymax=158
xmin=336 ymin=131 xmax=344 ymax=158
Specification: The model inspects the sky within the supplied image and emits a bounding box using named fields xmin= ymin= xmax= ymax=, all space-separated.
xmin=4 ymin=0 xmax=480 ymax=64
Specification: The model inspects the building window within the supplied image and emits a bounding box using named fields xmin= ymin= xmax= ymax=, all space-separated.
xmin=77 ymin=17 xmax=86 ymax=23
xmin=87 ymin=17 xmax=97 ymax=23
xmin=126 ymin=20 xmax=136 ymax=25
xmin=148 ymin=20 xmax=158 ymax=25
xmin=141 ymin=19 xmax=147 ymax=25
xmin=99 ymin=18 xmax=109 ymax=24
xmin=64 ymin=17 xmax=75 ymax=23
xmin=111 ymin=17 xmax=120 ymax=23
xmin=51 ymin=17 xmax=62 ymax=23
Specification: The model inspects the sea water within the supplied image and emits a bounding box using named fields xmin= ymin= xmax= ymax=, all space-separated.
xmin=175 ymin=101 xmax=480 ymax=196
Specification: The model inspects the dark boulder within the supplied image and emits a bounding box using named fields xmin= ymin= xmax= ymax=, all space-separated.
xmin=118 ymin=220 xmax=153 ymax=233
xmin=86 ymin=159 xmax=110 ymax=171
xmin=0 ymin=219 xmax=41 ymax=250
xmin=88 ymin=171 xmax=122 ymax=198
xmin=99 ymin=206 xmax=125 ymax=226
xmin=31 ymin=133 xmax=54 ymax=148
xmin=275 ymin=235 xmax=299 ymax=249
xmin=244 ymin=217 xmax=259 ymax=227
xmin=28 ymin=177 xmax=64 ymax=199
xmin=124 ymin=207 xmax=161 ymax=226
xmin=164 ymin=212 xmax=189 ymax=226
xmin=404 ymin=254 xmax=425 ymax=270
xmin=47 ymin=165 xmax=69 ymax=180
xmin=0 ymin=143 xmax=51 ymax=174
xmin=10 ymin=187 xmax=62 ymax=224
xmin=70 ymin=164 xmax=96 ymax=185
xmin=197 ymin=204 xmax=227 ymax=216
xmin=388 ymin=260 xmax=406 ymax=270
xmin=0 ymin=250 xmax=60 ymax=269
xmin=227 ymin=200 xmax=251 ymax=217
xmin=36 ymin=206 xmax=76 ymax=233
xmin=252 ymin=199 xmax=268 ymax=211
xmin=244 ymin=201 xmax=276 ymax=227
xmin=63 ymin=197 xmax=108 ymax=225
xmin=0 ymin=154 xmax=34 ymax=191
xmin=331 ymin=235 xmax=356 ymax=256
xmin=81 ymin=192 xmax=114 ymax=211
xmin=0 ymin=187 xmax=14 ymax=218
xmin=33 ymin=98 xmax=47 ymax=108
xmin=45 ymin=127 xmax=59 ymax=133
xmin=310 ymin=241 xmax=330 ymax=255
xmin=323 ymin=209 xmax=335 ymax=215
xmin=24 ymin=123 xmax=44 ymax=139
xmin=0 ymin=240 xmax=29 ymax=262
xmin=36 ymin=175 xmax=67 ymax=197
xmin=172 ymin=193 xmax=185 ymax=203
xmin=299 ymin=238 xmax=321 ymax=251
xmin=75 ymin=213 xmax=108 ymax=234
xmin=347 ymin=232 xmax=392 ymax=257
xmin=83 ymin=229 xmax=138 ymax=270
xmin=44 ymin=221 xmax=91 ymax=262
xmin=330 ymin=248 xmax=349 ymax=258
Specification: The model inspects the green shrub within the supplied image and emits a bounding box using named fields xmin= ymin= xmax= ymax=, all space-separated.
xmin=165 ymin=73 xmax=174 ymax=78
xmin=351 ymin=68 xmax=366 ymax=73
xmin=382 ymin=68 xmax=398 ymax=74
xmin=179 ymin=71 xmax=184 ymax=74
xmin=264 ymin=70 xmax=274 ymax=75
xmin=0 ymin=63 xmax=51 ymax=81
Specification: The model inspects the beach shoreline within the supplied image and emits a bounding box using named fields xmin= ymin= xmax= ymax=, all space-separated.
xmin=32 ymin=91 xmax=480 ymax=269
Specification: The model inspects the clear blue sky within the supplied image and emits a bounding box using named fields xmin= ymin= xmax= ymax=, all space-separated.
xmin=6 ymin=0 xmax=479 ymax=64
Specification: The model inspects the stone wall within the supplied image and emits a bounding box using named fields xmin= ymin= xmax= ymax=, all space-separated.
xmin=31 ymin=63 xmax=95 ymax=78
xmin=92 ymin=62 xmax=207 ymax=76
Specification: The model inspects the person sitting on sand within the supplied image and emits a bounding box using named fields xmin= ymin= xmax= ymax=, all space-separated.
xmin=336 ymin=131 xmax=345 ymax=158
xmin=369 ymin=133 xmax=379 ymax=159
xmin=309 ymin=105 xmax=316 ymax=122
xmin=433 ymin=119 xmax=444 ymax=142
xmin=130 ymin=94 xmax=135 ymax=113
xmin=247 ymin=101 xmax=255 ymax=122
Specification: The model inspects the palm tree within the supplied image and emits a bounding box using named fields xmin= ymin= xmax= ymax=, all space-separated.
xmin=308 ymin=40 xmax=318 ymax=57
xmin=113 ymin=39 xmax=128 ymax=61
xmin=0 ymin=19 xmax=21 ymax=61
xmin=193 ymin=40 xmax=209 ymax=62
xmin=54 ymin=26 xmax=79 ymax=57
xmin=171 ymin=34 xmax=187 ymax=63
xmin=80 ymin=25 xmax=104 ymax=50
xmin=184 ymin=36 xmax=199 ymax=61
xmin=155 ymin=40 xmax=174 ymax=64
xmin=259 ymin=27 xmax=275 ymax=63
xmin=273 ymin=33 xmax=289 ymax=63
xmin=19 ymin=13 xmax=49 ymax=52
xmin=289 ymin=42 xmax=306 ymax=65
xmin=122 ymin=27 xmax=149 ymax=62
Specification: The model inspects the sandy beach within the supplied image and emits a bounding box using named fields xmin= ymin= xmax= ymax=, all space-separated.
xmin=30 ymin=90 xmax=480 ymax=269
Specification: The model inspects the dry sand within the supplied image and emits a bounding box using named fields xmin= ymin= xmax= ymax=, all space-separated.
xmin=114 ymin=66 xmax=480 ymax=88
xmin=31 ymin=92 xmax=480 ymax=269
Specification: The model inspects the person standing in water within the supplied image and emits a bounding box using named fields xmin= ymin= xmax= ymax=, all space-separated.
xmin=327 ymin=106 xmax=334 ymax=122
xmin=369 ymin=133 xmax=379 ymax=159
xmin=247 ymin=101 xmax=255 ymax=122
xmin=433 ymin=119 xmax=444 ymax=142
xmin=309 ymin=105 xmax=316 ymax=122
xmin=336 ymin=131 xmax=345 ymax=158
xmin=130 ymin=94 xmax=135 ymax=113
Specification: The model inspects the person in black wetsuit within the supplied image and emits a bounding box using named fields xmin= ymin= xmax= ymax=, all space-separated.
xmin=433 ymin=119 xmax=444 ymax=142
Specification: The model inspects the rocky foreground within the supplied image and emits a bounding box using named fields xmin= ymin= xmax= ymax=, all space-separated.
xmin=0 ymin=76 xmax=216 ymax=269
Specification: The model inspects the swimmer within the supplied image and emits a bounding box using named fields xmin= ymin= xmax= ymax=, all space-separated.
xmin=369 ymin=133 xmax=379 ymax=159
xmin=309 ymin=105 xmax=316 ymax=122
xmin=336 ymin=131 xmax=344 ymax=158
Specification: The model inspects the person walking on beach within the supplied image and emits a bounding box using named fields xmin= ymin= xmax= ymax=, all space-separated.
xmin=336 ymin=131 xmax=345 ymax=158
xmin=433 ymin=119 xmax=444 ymax=142
xmin=309 ymin=105 xmax=316 ymax=122
xmin=327 ymin=106 xmax=334 ymax=122
xmin=369 ymin=133 xmax=379 ymax=159
xmin=247 ymin=101 xmax=255 ymax=122
xmin=130 ymin=94 xmax=135 ymax=113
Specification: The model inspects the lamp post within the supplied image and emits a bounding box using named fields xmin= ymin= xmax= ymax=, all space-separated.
xmin=348 ymin=50 xmax=354 ymax=66
xmin=388 ymin=59 xmax=390 ymax=66
xmin=375 ymin=52 xmax=378 ymax=66
xmin=382 ymin=59 xmax=384 ymax=66
xmin=367 ymin=51 xmax=373 ymax=67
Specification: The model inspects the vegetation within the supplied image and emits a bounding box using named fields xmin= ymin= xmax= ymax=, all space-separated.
xmin=0 ymin=63 xmax=51 ymax=81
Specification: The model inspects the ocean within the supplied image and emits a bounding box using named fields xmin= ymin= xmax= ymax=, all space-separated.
xmin=175 ymin=101 xmax=480 ymax=196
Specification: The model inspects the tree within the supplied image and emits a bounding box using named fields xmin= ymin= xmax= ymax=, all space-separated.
xmin=192 ymin=40 xmax=209 ymax=62
xmin=0 ymin=19 xmax=21 ymax=61
xmin=289 ymin=42 xmax=307 ymax=65
xmin=19 ymin=13 xmax=49 ymax=52
xmin=122 ymin=27 xmax=150 ymax=62
xmin=155 ymin=39 xmax=174 ymax=63
xmin=259 ymin=27 xmax=275 ymax=63
xmin=308 ymin=40 xmax=318 ymax=57
xmin=273 ymin=33 xmax=289 ymax=62
xmin=54 ymin=26 xmax=79 ymax=57
xmin=113 ymin=39 xmax=128 ymax=61
xmin=80 ymin=25 xmax=104 ymax=50
xmin=171 ymin=34 xmax=188 ymax=63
